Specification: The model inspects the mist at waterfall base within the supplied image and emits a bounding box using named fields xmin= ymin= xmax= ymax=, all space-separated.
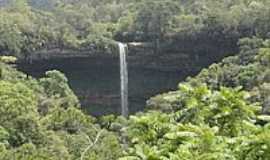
xmin=17 ymin=57 xmax=184 ymax=116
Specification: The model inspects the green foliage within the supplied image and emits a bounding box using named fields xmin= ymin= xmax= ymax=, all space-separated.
xmin=0 ymin=126 xmax=9 ymax=145
xmin=3 ymin=0 xmax=270 ymax=57
xmin=0 ymin=63 xmax=123 ymax=159
xmin=0 ymin=81 xmax=38 ymax=123
xmin=234 ymin=125 xmax=270 ymax=160
xmin=133 ymin=0 xmax=181 ymax=40
xmin=121 ymin=85 xmax=269 ymax=159
xmin=0 ymin=142 xmax=70 ymax=160
xmin=2 ymin=1 xmax=270 ymax=160
xmin=39 ymin=70 xmax=79 ymax=109
xmin=0 ymin=44 xmax=270 ymax=159
xmin=142 ymin=36 xmax=270 ymax=160
xmin=127 ymin=111 xmax=172 ymax=144
xmin=42 ymin=107 xmax=95 ymax=133
xmin=0 ymin=56 xmax=17 ymax=63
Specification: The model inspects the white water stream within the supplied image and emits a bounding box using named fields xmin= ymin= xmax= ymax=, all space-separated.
xmin=118 ymin=43 xmax=128 ymax=117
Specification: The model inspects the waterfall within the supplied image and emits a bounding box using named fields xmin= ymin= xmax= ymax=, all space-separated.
xmin=118 ymin=42 xmax=129 ymax=117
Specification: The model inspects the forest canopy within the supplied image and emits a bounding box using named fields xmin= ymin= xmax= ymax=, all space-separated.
xmin=1 ymin=0 xmax=270 ymax=57
xmin=0 ymin=40 xmax=270 ymax=159
xmin=1 ymin=0 xmax=270 ymax=160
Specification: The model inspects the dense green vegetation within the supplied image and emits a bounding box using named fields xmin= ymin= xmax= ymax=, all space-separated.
xmin=1 ymin=39 xmax=270 ymax=159
xmin=2 ymin=0 xmax=270 ymax=58
xmin=0 ymin=58 xmax=123 ymax=159
xmin=1 ymin=0 xmax=270 ymax=159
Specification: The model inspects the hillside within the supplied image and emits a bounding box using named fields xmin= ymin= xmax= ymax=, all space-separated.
xmin=0 ymin=0 xmax=270 ymax=159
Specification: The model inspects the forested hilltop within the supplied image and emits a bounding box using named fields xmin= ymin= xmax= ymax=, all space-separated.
xmin=1 ymin=0 xmax=270 ymax=160
xmin=2 ymin=0 xmax=270 ymax=58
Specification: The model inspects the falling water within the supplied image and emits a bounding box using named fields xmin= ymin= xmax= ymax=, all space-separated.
xmin=118 ymin=42 xmax=129 ymax=117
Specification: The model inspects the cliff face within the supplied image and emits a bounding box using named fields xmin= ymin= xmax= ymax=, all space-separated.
xmin=126 ymin=38 xmax=238 ymax=73
xmin=20 ymin=36 xmax=238 ymax=75
xmin=20 ymin=44 xmax=194 ymax=73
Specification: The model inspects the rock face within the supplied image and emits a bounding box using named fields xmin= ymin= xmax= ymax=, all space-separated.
xmin=19 ymin=37 xmax=237 ymax=74
xmin=18 ymin=44 xmax=206 ymax=74
xmin=126 ymin=42 xmax=203 ymax=73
